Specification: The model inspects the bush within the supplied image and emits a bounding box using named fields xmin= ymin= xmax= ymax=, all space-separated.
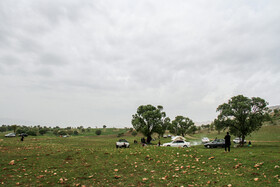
xmin=132 ymin=131 xmax=137 ymax=137
xmin=73 ymin=130 xmax=79 ymax=135
xmin=27 ymin=129 xmax=37 ymax=136
xmin=117 ymin=132 xmax=124 ymax=137
xmin=16 ymin=128 xmax=26 ymax=134
xmin=95 ymin=130 xmax=102 ymax=135
xmin=0 ymin=126 xmax=7 ymax=132
xmin=53 ymin=129 xmax=59 ymax=136
xmin=67 ymin=130 xmax=73 ymax=135
xmin=39 ymin=129 xmax=47 ymax=135
xmin=58 ymin=130 xmax=67 ymax=136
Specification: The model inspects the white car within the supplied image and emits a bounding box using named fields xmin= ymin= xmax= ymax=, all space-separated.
xmin=163 ymin=140 xmax=191 ymax=147
xmin=5 ymin=133 xmax=16 ymax=137
xmin=116 ymin=139 xmax=130 ymax=148
xmin=201 ymin=137 xmax=210 ymax=143
xmin=233 ymin=137 xmax=246 ymax=144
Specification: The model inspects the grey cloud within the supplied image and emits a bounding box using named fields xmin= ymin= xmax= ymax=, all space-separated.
xmin=0 ymin=0 xmax=279 ymax=126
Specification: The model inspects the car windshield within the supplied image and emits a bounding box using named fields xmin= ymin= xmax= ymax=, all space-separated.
xmin=118 ymin=139 xmax=127 ymax=142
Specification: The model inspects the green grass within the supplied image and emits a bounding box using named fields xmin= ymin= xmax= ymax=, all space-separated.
xmin=0 ymin=126 xmax=280 ymax=186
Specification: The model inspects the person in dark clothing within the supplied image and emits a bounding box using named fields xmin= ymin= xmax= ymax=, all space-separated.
xmin=21 ymin=135 xmax=24 ymax=141
xmin=224 ymin=132 xmax=231 ymax=152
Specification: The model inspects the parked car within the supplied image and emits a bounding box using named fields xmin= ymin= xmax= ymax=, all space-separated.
xmin=201 ymin=137 xmax=210 ymax=143
xmin=163 ymin=135 xmax=168 ymax=138
xmin=233 ymin=137 xmax=247 ymax=144
xmin=162 ymin=140 xmax=191 ymax=147
xmin=116 ymin=139 xmax=130 ymax=148
xmin=5 ymin=133 xmax=16 ymax=137
xmin=18 ymin=133 xmax=28 ymax=137
xmin=204 ymin=139 xmax=225 ymax=148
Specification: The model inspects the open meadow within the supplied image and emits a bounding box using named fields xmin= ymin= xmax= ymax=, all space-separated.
xmin=1 ymin=126 xmax=280 ymax=186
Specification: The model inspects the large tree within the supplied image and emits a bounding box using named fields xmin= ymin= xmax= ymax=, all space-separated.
xmin=132 ymin=105 xmax=167 ymax=143
xmin=216 ymin=95 xmax=269 ymax=145
xmin=169 ymin=115 xmax=195 ymax=137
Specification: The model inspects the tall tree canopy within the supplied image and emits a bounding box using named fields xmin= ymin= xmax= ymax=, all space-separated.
xmin=216 ymin=95 xmax=269 ymax=145
xmin=169 ymin=115 xmax=195 ymax=137
xmin=132 ymin=105 xmax=167 ymax=143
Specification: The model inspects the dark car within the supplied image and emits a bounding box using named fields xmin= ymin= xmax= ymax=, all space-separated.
xmin=204 ymin=139 xmax=225 ymax=148
xmin=19 ymin=133 xmax=28 ymax=137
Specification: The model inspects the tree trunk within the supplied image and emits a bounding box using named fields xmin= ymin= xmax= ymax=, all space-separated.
xmin=241 ymin=135 xmax=245 ymax=147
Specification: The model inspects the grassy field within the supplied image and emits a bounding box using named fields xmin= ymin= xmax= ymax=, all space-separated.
xmin=0 ymin=126 xmax=280 ymax=186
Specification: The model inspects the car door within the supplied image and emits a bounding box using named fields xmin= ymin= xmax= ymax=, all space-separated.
xmin=218 ymin=139 xmax=225 ymax=147
xmin=172 ymin=141 xmax=179 ymax=147
xmin=177 ymin=140 xmax=184 ymax=147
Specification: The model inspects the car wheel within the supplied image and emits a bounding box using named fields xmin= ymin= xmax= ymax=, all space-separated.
xmin=207 ymin=145 xmax=211 ymax=148
xmin=183 ymin=145 xmax=187 ymax=147
xmin=167 ymin=145 xmax=170 ymax=147
xmin=116 ymin=145 xmax=119 ymax=148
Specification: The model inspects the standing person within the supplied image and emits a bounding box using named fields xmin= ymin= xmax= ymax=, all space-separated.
xmin=224 ymin=132 xmax=231 ymax=152
xmin=158 ymin=140 xmax=161 ymax=147
xmin=21 ymin=135 xmax=24 ymax=141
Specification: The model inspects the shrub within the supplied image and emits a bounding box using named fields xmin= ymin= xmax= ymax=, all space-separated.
xmin=53 ymin=129 xmax=59 ymax=136
xmin=27 ymin=129 xmax=37 ymax=136
xmin=39 ymin=129 xmax=47 ymax=135
xmin=73 ymin=130 xmax=79 ymax=135
xmin=95 ymin=130 xmax=102 ymax=135
xmin=117 ymin=132 xmax=124 ymax=137
xmin=132 ymin=131 xmax=137 ymax=137
xmin=67 ymin=130 xmax=73 ymax=135
xmin=58 ymin=130 xmax=67 ymax=136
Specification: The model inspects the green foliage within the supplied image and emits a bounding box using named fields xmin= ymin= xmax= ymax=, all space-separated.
xmin=213 ymin=119 xmax=225 ymax=134
xmin=27 ymin=129 xmax=37 ymax=136
xmin=39 ymin=129 xmax=47 ymax=135
xmin=169 ymin=115 xmax=195 ymax=137
xmin=156 ymin=117 xmax=171 ymax=138
xmin=11 ymin=124 xmax=17 ymax=133
xmin=95 ymin=129 xmax=102 ymax=135
xmin=0 ymin=125 xmax=7 ymax=132
xmin=132 ymin=105 xmax=167 ymax=143
xmin=189 ymin=125 xmax=197 ymax=134
xmin=53 ymin=129 xmax=59 ymax=136
xmin=58 ymin=130 xmax=67 ymax=136
xmin=67 ymin=130 xmax=73 ymax=135
xmin=73 ymin=130 xmax=79 ymax=135
xmin=117 ymin=132 xmax=124 ymax=137
xmin=131 ymin=131 xmax=137 ymax=137
xmin=216 ymin=95 xmax=268 ymax=145
xmin=103 ymin=125 xmax=107 ymax=129
xmin=16 ymin=127 xmax=27 ymax=134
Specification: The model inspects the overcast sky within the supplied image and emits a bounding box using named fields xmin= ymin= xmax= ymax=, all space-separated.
xmin=0 ymin=0 xmax=279 ymax=127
